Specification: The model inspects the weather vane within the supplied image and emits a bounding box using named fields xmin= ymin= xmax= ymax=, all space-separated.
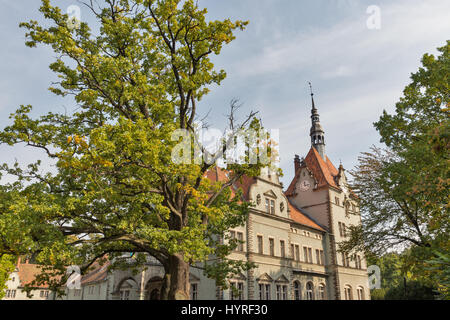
xmin=308 ymin=81 xmax=314 ymax=97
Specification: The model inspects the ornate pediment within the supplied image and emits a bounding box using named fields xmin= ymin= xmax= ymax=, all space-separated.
xmin=230 ymin=272 xmax=247 ymax=281
xmin=256 ymin=273 xmax=273 ymax=282
xmin=263 ymin=190 xmax=277 ymax=199
xmin=275 ymin=274 xmax=289 ymax=283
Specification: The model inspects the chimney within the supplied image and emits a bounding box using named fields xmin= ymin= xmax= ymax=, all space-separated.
xmin=294 ymin=155 xmax=301 ymax=173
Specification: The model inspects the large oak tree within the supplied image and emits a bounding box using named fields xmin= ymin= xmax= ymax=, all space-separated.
xmin=0 ymin=0 xmax=273 ymax=299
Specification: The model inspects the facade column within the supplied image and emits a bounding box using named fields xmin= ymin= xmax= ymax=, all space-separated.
xmin=139 ymin=267 xmax=147 ymax=300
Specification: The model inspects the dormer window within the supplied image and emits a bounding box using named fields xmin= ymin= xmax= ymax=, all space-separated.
xmin=270 ymin=200 xmax=275 ymax=214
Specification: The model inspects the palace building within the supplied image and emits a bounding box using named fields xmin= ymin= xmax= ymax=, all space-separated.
xmin=3 ymin=92 xmax=370 ymax=301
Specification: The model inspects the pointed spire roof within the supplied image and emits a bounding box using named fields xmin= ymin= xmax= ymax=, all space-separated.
xmin=309 ymin=82 xmax=317 ymax=113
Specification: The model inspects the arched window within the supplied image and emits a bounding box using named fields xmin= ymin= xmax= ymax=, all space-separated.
xmin=344 ymin=285 xmax=353 ymax=300
xmin=293 ymin=281 xmax=301 ymax=300
xmin=357 ymin=287 xmax=365 ymax=300
xmin=318 ymin=284 xmax=326 ymax=300
xmin=306 ymin=282 xmax=314 ymax=300
xmin=145 ymin=277 xmax=163 ymax=300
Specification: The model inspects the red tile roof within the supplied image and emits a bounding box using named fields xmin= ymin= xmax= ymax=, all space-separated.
xmin=204 ymin=167 xmax=324 ymax=231
xmin=204 ymin=167 xmax=257 ymax=201
xmin=81 ymin=261 xmax=110 ymax=285
xmin=17 ymin=263 xmax=61 ymax=288
xmin=288 ymin=202 xmax=325 ymax=232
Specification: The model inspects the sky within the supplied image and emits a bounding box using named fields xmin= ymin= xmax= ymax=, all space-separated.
xmin=0 ymin=0 xmax=449 ymax=187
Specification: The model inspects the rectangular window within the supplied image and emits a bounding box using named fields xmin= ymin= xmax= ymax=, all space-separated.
xmin=230 ymin=282 xmax=244 ymax=300
xmin=280 ymin=240 xmax=285 ymax=258
xmin=276 ymin=285 xmax=287 ymax=300
xmin=191 ymin=283 xmax=198 ymax=300
xmin=257 ymin=235 xmax=263 ymax=254
xmin=295 ymin=245 xmax=300 ymax=261
xmin=238 ymin=283 xmax=244 ymax=300
xmin=237 ymin=232 xmax=244 ymax=252
xmin=11 ymin=290 xmax=16 ymax=298
xmin=335 ymin=197 xmax=340 ymax=205
xmin=265 ymin=284 xmax=271 ymax=300
xmin=259 ymin=284 xmax=271 ymax=300
xmin=265 ymin=199 xmax=270 ymax=213
xmin=230 ymin=282 xmax=236 ymax=301
xmin=338 ymin=222 xmax=343 ymax=237
xmin=269 ymin=238 xmax=275 ymax=256
xmin=316 ymin=249 xmax=320 ymax=265
xmin=308 ymin=248 xmax=313 ymax=264
xmin=291 ymin=244 xmax=295 ymax=259
xmin=320 ymin=250 xmax=325 ymax=265
xmin=270 ymin=200 xmax=275 ymax=214
xmin=303 ymin=247 xmax=309 ymax=263
xmin=122 ymin=290 xmax=130 ymax=300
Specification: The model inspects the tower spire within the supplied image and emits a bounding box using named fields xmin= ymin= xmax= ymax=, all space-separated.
xmin=309 ymin=82 xmax=316 ymax=111
xmin=308 ymin=82 xmax=326 ymax=159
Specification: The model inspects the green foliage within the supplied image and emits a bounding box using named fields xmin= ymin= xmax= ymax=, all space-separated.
xmin=426 ymin=251 xmax=450 ymax=300
xmin=0 ymin=0 xmax=268 ymax=299
xmin=0 ymin=255 xmax=16 ymax=299
xmin=344 ymin=41 xmax=449 ymax=298
xmin=384 ymin=280 xmax=437 ymax=300
xmin=369 ymin=288 xmax=387 ymax=300
xmin=367 ymin=251 xmax=440 ymax=300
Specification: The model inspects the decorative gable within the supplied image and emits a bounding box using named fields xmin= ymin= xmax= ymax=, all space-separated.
xmin=286 ymin=147 xmax=340 ymax=196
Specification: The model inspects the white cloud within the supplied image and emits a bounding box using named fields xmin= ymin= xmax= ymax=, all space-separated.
xmin=230 ymin=0 xmax=450 ymax=79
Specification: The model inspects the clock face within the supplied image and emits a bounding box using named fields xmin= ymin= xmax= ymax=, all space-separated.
xmin=299 ymin=180 xmax=311 ymax=191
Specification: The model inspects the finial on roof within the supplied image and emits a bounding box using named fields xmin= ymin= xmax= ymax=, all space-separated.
xmin=308 ymin=81 xmax=316 ymax=111
xmin=339 ymin=160 xmax=345 ymax=171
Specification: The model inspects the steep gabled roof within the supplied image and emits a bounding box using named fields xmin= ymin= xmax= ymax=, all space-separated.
xmin=288 ymin=202 xmax=325 ymax=232
xmin=286 ymin=147 xmax=340 ymax=196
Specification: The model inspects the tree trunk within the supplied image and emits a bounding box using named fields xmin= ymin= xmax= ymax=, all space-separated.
xmin=167 ymin=253 xmax=190 ymax=300
xmin=160 ymin=273 xmax=170 ymax=300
